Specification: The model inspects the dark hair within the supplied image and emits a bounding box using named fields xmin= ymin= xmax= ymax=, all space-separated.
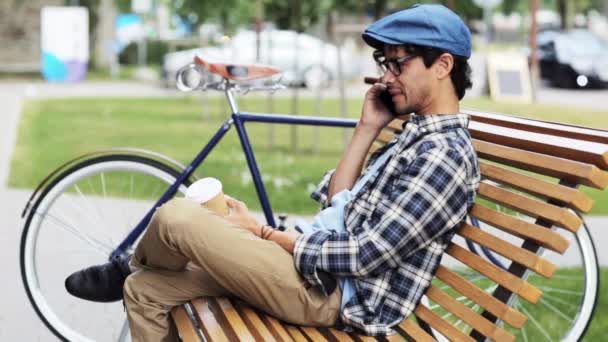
xmin=403 ymin=44 xmax=472 ymax=100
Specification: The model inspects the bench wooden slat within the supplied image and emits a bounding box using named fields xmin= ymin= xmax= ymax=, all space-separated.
xmin=387 ymin=116 xmax=608 ymax=169
xmin=457 ymin=224 xmax=556 ymax=277
xmin=214 ymin=298 xmax=257 ymax=341
xmin=470 ymin=121 xmax=608 ymax=170
xmin=387 ymin=112 xmax=608 ymax=145
xmin=284 ymin=325 xmax=309 ymax=342
xmin=415 ymin=305 xmax=476 ymax=342
xmin=171 ymin=305 xmax=201 ymax=342
xmin=380 ymin=124 xmax=608 ymax=190
xmin=377 ymin=130 xmax=397 ymax=145
xmin=396 ymin=319 xmax=437 ymax=342
xmin=384 ymin=334 xmax=408 ymax=342
xmin=474 ymin=139 xmax=608 ymax=190
xmin=425 ymin=286 xmax=515 ymax=342
xmin=434 ymin=266 xmax=527 ymax=328
xmin=461 ymin=109 xmax=608 ymax=145
xmin=446 ymin=244 xmax=542 ymax=303
xmin=469 ymin=204 xmax=569 ymax=254
xmin=478 ymin=182 xmax=582 ymax=232
xmin=326 ymin=327 xmax=356 ymax=341
xmin=191 ymin=298 xmax=230 ymax=342
xmin=262 ymin=314 xmax=295 ymax=342
xmin=479 ymin=162 xmax=593 ymax=212
xmin=352 ymin=334 xmax=380 ymax=342
xmin=299 ymin=326 xmax=329 ymax=341
xmin=232 ymin=301 xmax=280 ymax=341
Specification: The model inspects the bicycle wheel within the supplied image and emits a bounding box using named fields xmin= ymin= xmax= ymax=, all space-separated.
xmin=427 ymin=217 xmax=598 ymax=341
xmin=20 ymin=154 xmax=190 ymax=342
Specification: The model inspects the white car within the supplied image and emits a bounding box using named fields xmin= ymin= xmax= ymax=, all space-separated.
xmin=162 ymin=30 xmax=360 ymax=89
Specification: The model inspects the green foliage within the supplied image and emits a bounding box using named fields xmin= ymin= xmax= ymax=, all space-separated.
xmin=264 ymin=0 xmax=329 ymax=31
xmin=114 ymin=0 xmax=131 ymax=13
xmin=117 ymin=40 xmax=199 ymax=65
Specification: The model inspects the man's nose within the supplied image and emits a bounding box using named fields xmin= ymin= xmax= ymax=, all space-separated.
xmin=380 ymin=69 xmax=395 ymax=84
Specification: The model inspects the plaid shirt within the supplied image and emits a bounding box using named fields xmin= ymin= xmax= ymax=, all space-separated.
xmin=293 ymin=113 xmax=480 ymax=336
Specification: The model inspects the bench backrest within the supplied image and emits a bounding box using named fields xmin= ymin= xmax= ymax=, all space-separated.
xmin=172 ymin=111 xmax=608 ymax=341
xmin=372 ymin=112 xmax=608 ymax=341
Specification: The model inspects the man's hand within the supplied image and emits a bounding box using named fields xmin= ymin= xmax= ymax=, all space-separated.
xmin=225 ymin=196 xmax=262 ymax=237
xmin=360 ymin=83 xmax=396 ymax=131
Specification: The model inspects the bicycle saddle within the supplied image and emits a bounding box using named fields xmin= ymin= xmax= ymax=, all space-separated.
xmin=194 ymin=56 xmax=282 ymax=81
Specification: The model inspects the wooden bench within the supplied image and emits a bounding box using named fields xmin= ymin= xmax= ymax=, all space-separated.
xmin=171 ymin=110 xmax=608 ymax=341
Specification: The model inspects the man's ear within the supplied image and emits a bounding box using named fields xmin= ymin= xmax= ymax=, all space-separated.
xmin=434 ymin=53 xmax=454 ymax=80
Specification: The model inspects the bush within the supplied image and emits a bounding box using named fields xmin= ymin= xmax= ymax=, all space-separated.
xmin=118 ymin=40 xmax=197 ymax=65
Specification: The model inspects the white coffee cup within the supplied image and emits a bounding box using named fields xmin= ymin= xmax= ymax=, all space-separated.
xmin=185 ymin=177 xmax=229 ymax=216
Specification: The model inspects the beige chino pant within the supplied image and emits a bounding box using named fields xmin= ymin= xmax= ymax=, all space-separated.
xmin=124 ymin=198 xmax=342 ymax=342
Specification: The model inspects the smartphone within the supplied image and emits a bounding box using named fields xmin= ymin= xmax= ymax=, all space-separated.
xmin=378 ymin=88 xmax=397 ymax=114
xmin=364 ymin=77 xmax=397 ymax=114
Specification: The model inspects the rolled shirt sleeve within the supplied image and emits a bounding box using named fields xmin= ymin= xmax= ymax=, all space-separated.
xmin=295 ymin=147 xmax=470 ymax=291
xmin=310 ymin=169 xmax=335 ymax=209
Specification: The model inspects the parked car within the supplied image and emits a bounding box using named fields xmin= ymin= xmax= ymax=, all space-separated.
xmin=537 ymin=29 xmax=608 ymax=88
xmin=162 ymin=30 xmax=360 ymax=89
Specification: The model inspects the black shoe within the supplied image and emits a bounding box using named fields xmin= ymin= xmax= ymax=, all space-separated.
xmin=65 ymin=255 xmax=132 ymax=302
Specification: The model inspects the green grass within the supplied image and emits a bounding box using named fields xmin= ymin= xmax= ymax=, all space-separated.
xmin=9 ymin=96 xmax=360 ymax=215
xmin=9 ymin=95 xmax=608 ymax=215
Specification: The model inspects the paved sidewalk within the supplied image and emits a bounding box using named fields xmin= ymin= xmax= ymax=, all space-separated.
xmin=1 ymin=79 xmax=607 ymax=340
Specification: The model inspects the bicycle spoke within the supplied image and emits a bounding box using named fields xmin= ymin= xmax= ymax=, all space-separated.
xmin=74 ymin=184 xmax=109 ymax=233
xmin=35 ymin=210 xmax=113 ymax=255
xmin=521 ymin=323 xmax=529 ymax=342
xmin=538 ymin=298 xmax=574 ymax=323
xmin=541 ymin=292 xmax=579 ymax=311
xmin=549 ymin=274 xmax=583 ymax=281
xmin=538 ymin=287 xmax=583 ymax=296
xmin=101 ymin=173 xmax=107 ymax=199
xmin=61 ymin=190 xmax=107 ymax=238
xmin=130 ymin=174 xmax=134 ymax=200
xmin=519 ymin=306 xmax=554 ymax=341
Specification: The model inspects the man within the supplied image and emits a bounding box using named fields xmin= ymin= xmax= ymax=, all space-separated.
xmin=65 ymin=4 xmax=480 ymax=339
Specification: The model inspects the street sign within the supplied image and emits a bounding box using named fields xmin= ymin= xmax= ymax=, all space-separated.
xmin=41 ymin=6 xmax=89 ymax=82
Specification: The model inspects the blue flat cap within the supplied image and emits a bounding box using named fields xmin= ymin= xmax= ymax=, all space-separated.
xmin=362 ymin=4 xmax=471 ymax=58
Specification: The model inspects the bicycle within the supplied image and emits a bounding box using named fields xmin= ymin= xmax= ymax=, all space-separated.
xmin=19 ymin=56 xmax=598 ymax=341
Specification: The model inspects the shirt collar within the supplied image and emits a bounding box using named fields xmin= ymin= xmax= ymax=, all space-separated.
xmin=407 ymin=113 xmax=470 ymax=133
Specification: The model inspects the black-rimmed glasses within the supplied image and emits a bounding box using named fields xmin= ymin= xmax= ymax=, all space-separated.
xmin=373 ymin=50 xmax=418 ymax=76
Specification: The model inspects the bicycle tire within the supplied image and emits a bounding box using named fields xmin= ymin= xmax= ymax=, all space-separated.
xmin=20 ymin=154 xmax=191 ymax=342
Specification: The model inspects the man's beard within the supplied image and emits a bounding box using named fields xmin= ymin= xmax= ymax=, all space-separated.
xmin=396 ymin=102 xmax=420 ymax=116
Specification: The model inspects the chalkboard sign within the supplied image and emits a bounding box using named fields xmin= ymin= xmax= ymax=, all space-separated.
xmin=487 ymin=53 xmax=532 ymax=103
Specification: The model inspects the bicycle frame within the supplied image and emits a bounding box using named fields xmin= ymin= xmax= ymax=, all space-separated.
xmin=110 ymin=86 xmax=358 ymax=260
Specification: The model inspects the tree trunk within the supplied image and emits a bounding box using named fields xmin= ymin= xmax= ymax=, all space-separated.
xmin=557 ymin=0 xmax=567 ymax=30
xmin=529 ymin=0 xmax=539 ymax=102
xmin=93 ymin=0 xmax=116 ymax=69
xmin=374 ymin=0 xmax=387 ymax=20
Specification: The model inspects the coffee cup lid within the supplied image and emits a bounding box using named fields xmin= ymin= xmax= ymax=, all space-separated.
xmin=185 ymin=177 xmax=223 ymax=203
